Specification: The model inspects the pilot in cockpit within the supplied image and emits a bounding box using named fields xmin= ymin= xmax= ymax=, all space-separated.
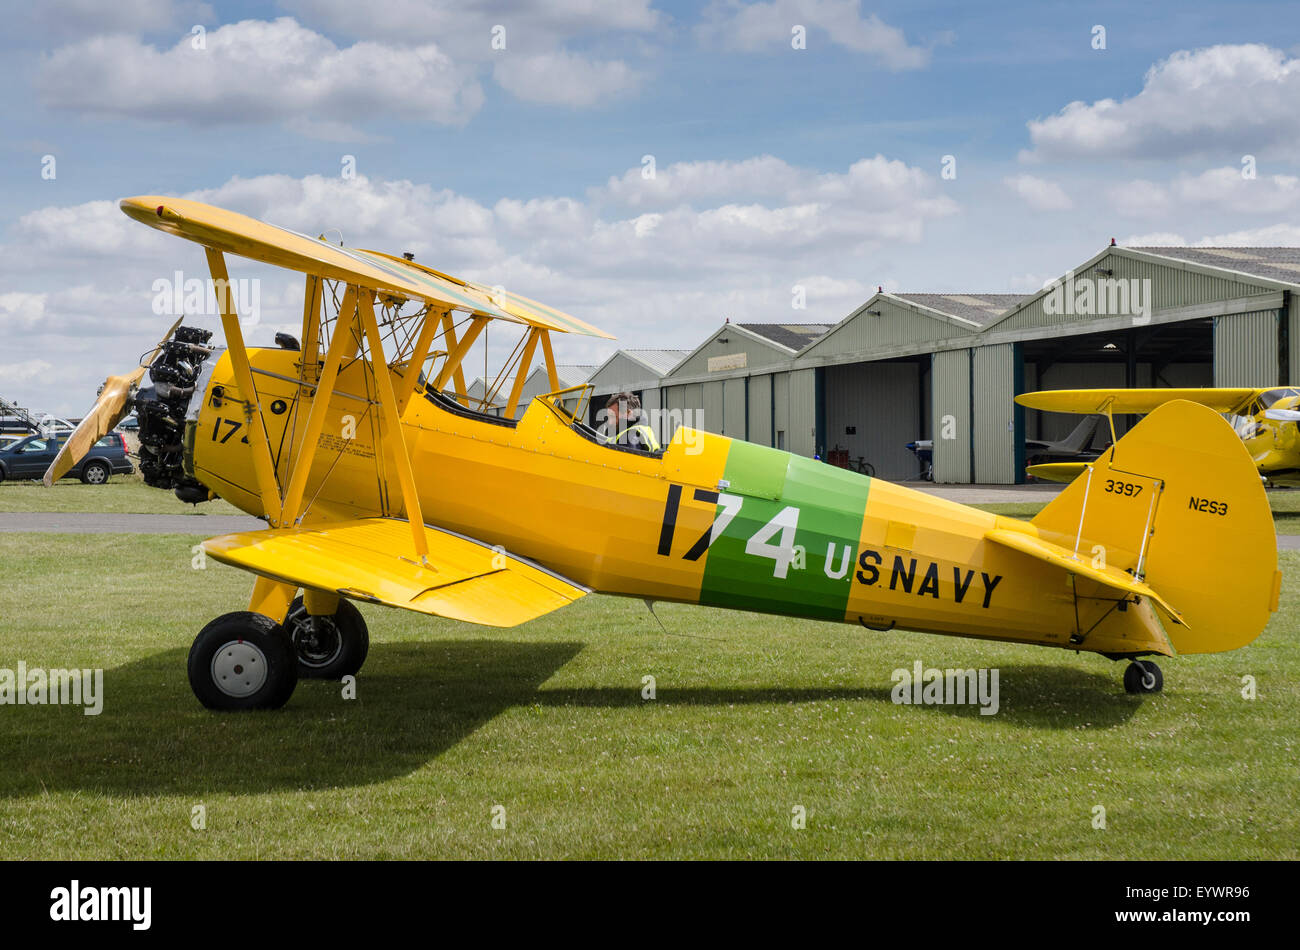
xmin=602 ymin=391 xmax=661 ymax=453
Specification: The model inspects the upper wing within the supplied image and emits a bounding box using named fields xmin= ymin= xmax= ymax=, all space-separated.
xmin=359 ymin=249 xmax=614 ymax=339
xmin=1015 ymin=388 xmax=1262 ymax=416
xmin=120 ymin=196 xmax=613 ymax=338
xmin=202 ymin=517 xmax=588 ymax=627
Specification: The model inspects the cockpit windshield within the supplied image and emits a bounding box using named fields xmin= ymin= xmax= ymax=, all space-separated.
xmin=1258 ymin=388 xmax=1300 ymax=409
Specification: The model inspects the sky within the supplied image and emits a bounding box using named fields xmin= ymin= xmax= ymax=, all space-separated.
xmin=2 ymin=0 xmax=1299 ymax=415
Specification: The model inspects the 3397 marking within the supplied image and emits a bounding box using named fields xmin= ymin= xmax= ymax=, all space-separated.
xmin=1189 ymin=496 xmax=1228 ymax=516
xmin=1104 ymin=478 xmax=1142 ymax=497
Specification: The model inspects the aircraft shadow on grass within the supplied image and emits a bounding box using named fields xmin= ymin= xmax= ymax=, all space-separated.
xmin=537 ymin=664 xmax=1142 ymax=730
xmin=0 ymin=645 xmax=1140 ymax=798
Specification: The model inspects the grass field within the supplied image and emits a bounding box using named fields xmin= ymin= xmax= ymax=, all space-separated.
xmin=0 ymin=478 xmax=243 ymax=515
xmin=0 ymin=531 xmax=1294 ymax=860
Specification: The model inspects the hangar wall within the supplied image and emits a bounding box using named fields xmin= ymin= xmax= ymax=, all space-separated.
xmin=787 ymin=369 xmax=817 ymax=457
xmin=972 ymin=343 xmax=1020 ymax=484
xmin=1214 ymin=309 xmax=1280 ymax=387
xmin=931 ymin=350 xmax=970 ymax=483
xmin=824 ymin=360 xmax=924 ymax=480
xmin=748 ymin=374 xmax=772 ymax=446
xmin=773 ymin=373 xmax=790 ymax=450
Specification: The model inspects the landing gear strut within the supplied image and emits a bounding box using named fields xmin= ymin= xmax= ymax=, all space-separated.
xmin=283 ymin=596 xmax=369 ymax=679
xmin=1123 ymin=659 xmax=1163 ymax=694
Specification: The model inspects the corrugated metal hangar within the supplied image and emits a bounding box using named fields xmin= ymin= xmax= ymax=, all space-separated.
xmin=590 ymin=243 xmax=1298 ymax=484
xmin=451 ymin=243 xmax=1299 ymax=484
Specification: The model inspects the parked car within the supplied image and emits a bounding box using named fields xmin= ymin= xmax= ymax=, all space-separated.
xmin=0 ymin=431 xmax=133 ymax=484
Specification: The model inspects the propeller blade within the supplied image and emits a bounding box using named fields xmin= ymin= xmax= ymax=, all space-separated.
xmin=1264 ymin=408 xmax=1300 ymax=423
xmin=43 ymin=317 xmax=184 ymax=487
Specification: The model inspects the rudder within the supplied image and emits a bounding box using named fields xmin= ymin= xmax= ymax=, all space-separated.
xmin=1031 ymin=400 xmax=1279 ymax=654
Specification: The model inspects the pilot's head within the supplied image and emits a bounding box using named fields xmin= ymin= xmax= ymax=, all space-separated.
xmin=606 ymin=391 xmax=641 ymax=429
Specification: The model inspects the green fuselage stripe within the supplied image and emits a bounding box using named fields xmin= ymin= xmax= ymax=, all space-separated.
xmin=699 ymin=440 xmax=872 ymax=621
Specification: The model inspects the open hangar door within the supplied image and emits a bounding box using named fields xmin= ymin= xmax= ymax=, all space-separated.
xmin=822 ymin=356 xmax=930 ymax=480
xmin=1020 ymin=320 xmax=1213 ymax=451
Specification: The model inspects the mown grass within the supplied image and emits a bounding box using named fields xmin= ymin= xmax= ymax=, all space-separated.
xmin=0 ymin=478 xmax=242 ymax=515
xmin=0 ymin=532 xmax=1293 ymax=859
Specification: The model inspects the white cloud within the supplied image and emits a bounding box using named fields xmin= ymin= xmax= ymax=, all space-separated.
xmin=0 ymin=360 xmax=54 ymax=386
xmin=1003 ymin=174 xmax=1073 ymax=211
xmin=1027 ymin=44 xmax=1300 ymax=160
xmin=1109 ymin=166 xmax=1300 ymax=218
xmin=17 ymin=0 xmax=213 ymax=43
xmin=0 ymin=293 xmax=48 ymax=331
xmin=493 ymin=50 xmax=641 ymax=106
xmin=282 ymin=1 xmax=660 ymax=108
xmin=36 ymin=18 xmax=484 ymax=126
xmin=1107 ymin=180 xmax=1172 ymax=218
xmin=696 ymin=0 xmax=929 ymax=69
xmin=1 ymin=157 xmax=957 ymax=413
xmin=1120 ymin=232 xmax=1188 ymax=246
xmin=1171 ymin=166 xmax=1300 ymax=213
xmin=1123 ymin=223 xmax=1300 ymax=246
xmin=281 ymin=0 xmax=661 ymax=51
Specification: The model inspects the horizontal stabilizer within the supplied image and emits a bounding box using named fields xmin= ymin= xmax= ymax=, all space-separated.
xmin=985 ymin=527 xmax=1185 ymax=626
xmin=1026 ymin=461 xmax=1089 ymax=483
xmin=203 ymin=518 xmax=588 ymax=627
xmin=1016 ymin=388 xmax=1260 ymax=416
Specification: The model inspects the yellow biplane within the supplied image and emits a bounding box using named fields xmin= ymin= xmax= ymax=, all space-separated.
xmin=1018 ymin=388 xmax=1300 ymax=486
xmin=49 ymin=197 xmax=1280 ymax=707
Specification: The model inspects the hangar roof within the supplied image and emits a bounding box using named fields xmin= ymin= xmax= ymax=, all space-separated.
xmin=619 ymin=349 xmax=689 ymax=376
xmin=894 ymin=293 xmax=1024 ymax=326
xmin=737 ymin=323 xmax=835 ymax=350
xmin=543 ymin=364 xmax=597 ymax=388
xmin=1129 ymin=247 xmax=1300 ymax=287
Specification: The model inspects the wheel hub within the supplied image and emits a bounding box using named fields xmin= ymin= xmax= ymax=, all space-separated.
xmin=290 ymin=614 xmax=343 ymax=668
xmin=211 ymin=640 xmax=268 ymax=697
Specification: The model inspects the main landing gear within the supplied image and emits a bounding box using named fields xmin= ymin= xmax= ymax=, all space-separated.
xmin=1123 ymin=659 xmax=1163 ymax=695
xmin=187 ymin=595 xmax=369 ymax=710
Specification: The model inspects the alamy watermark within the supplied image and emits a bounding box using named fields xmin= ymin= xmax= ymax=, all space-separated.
xmin=0 ymin=662 xmax=103 ymax=715
xmin=151 ymin=270 xmax=260 ymax=325
xmin=1042 ymin=268 xmax=1151 ymax=324
xmin=891 ymin=660 xmax=999 ymax=716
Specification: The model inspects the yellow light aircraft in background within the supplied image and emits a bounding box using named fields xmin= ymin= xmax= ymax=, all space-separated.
xmin=1018 ymin=388 xmax=1300 ymax=485
xmin=49 ymin=197 xmax=1281 ymax=708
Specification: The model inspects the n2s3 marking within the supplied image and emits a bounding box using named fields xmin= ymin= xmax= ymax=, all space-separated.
xmin=1189 ymin=495 xmax=1228 ymax=516
xmin=656 ymin=485 xmax=803 ymax=578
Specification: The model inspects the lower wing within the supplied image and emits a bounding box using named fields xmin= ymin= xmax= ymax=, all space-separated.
xmin=202 ymin=517 xmax=588 ymax=627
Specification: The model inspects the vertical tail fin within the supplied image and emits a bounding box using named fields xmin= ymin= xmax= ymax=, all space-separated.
xmin=1031 ymin=400 xmax=1279 ymax=654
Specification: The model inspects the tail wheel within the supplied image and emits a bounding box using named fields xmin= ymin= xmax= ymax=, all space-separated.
xmin=1123 ymin=659 xmax=1163 ymax=695
xmin=284 ymin=596 xmax=369 ymax=679
xmin=187 ymin=612 xmax=299 ymax=710
xmin=81 ymin=460 xmax=110 ymax=484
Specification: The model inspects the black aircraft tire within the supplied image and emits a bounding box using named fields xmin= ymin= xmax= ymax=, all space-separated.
xmin=188 ymin=612 xmax=299 ymax=711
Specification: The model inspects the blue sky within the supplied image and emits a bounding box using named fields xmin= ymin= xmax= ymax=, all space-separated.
xmin=2 ymin=0 xmax=1299 ymax=414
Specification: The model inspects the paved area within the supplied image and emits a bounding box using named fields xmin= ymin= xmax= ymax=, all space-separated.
xmin=898 ymin=482 xmax=1065 ymax=504
xmin=0 ymin=512 xmax=265 ymax=534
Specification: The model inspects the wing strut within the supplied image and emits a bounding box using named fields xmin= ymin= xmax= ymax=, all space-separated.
xmin=357 ymin=289 xmax=431 ymax=562
xmin=206 ymin=248 xmax=284 ymax=524
xmin=433 ymin=316 xmax=487 ymax=390
xmin=540 ymin=329 xmax=559 ymax=390
xmin=280 ymin=285 xmax=360 ymax=524
xmin=395 ymin=307 xmax=443 ymax=416
xmin=505 ymin=328 xmax=541 ymax=417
